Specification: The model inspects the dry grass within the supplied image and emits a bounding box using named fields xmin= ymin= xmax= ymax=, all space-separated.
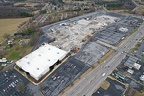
xmin=0 ymin=18 xmax=29 ymax=41
xmin=14 ymin=2 xmax=26 ymax=6
xmin=100 ymin=80 xmax=110 ymax=90
xmin=134 ymin=6 xmax=144 ymax=15
xmin=134 ymin=91 xmax=144 ymax=96
xmin=25 ymin=3 xmax=37 ymax=7
xmin=14 ymin=2 xmax=37 ymax=7
xmin=33 ymin=10 xmax=40 ymax=14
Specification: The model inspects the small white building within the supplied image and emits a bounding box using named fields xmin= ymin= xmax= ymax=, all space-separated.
xmin=0 ymin=58 xmax=7 ymax=63
xmin=16 ymin=44 xmax=67 ymax=81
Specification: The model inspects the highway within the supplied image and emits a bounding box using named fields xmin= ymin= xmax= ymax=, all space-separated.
xmin=61 ymin=23 xmax=144 ymax=96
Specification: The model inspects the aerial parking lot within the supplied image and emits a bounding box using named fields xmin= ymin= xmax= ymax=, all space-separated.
xmin=0 ymin=70 xmax=31 ymax=96
xmin=40 ymin=42 xmax=109 ymax=96
xmin=74 ymin=42 xmax=109 ymax=66
xmin=95 ymin=27 xmax=125 ymax=45
xmin=41 ymin=57 xmax=89 ymax=96
xmin=40 ymin=36 xmax=109 ymax=96
xmin=92 ymin=78 xmax=126 ymax=96
xmin=94 ymin=16 xmax=143 ymax=45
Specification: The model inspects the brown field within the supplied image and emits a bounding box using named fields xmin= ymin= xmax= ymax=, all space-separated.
xmin=134 ymin=6 xmax=144 ymax=15
xmin=25 ymin=3 xmax=37 ymax=7
xmin=0 ymin=18 xmax=29 ymax=41
xmin=100 ymin=80 xmax=110 ymax=90
xmin=14 ymin=2 xmax=25 ymax=6
xmin=134 ymin=91 xmax=144 ymax=96
xmin=33 ymin=10 xmax=40 ymax=14
xmin=14 ymin=2 xmax=38 ymax=7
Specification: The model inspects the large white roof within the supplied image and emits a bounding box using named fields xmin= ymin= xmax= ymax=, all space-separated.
xmin=16 ymin=44 xmax=67 ymax=80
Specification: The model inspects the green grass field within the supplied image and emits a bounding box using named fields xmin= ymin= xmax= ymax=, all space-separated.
xmin=6 ymin=44 xmax=32 ymax=60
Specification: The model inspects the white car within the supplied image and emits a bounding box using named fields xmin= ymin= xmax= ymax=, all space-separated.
xmin=102 ymin=73 xmax=106 ymax=76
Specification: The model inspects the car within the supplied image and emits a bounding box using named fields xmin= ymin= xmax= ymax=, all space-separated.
xmin=54 ymin=73 xmax=58 ymax=77
xmin=15 ymin=80 xmax=19 ymax=83
xmin=102 ymin=73 xmax=106 ymax=76
xmin=57 ymin=76 xmax=60 ymax=79
xmin=13 ymin=74 xmax=16 ymax=78
xmin=73 ymin=66 xmax=76 ymax=68
xmin=3 ymin=73 xmax=7 ymax=76
xmin=123 ymin=51 xmax=126 ymax=53
xmin=3 ymin=89 xmax=6 ymax=92
xmin=66 ymin=64 xmax=70 ymax=67
xmin=11 ymin=83 xmax=15 ymax=88
xmin=61 ymin=80 xmax=65 ymax=83
xmin=70 ymin=64 xmax=73 ymax=67
xmin=7 ymin=60 xmax=13 ymax=64
xmin=53 ymin=77 xmax=57 ymax=81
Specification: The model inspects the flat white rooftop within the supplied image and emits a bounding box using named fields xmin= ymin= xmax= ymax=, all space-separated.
xmin=16 ymin=44 xmax=67 ymax=81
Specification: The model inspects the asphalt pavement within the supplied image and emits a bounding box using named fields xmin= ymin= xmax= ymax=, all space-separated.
xmin=61 ymin=23 xmax=144 ymax=96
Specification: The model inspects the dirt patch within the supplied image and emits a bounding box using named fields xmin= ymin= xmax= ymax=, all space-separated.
xmin=109 ymin=10 xmax=125 ymax=13
xmin=100 ymin=80 xmax=110 ymax=90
